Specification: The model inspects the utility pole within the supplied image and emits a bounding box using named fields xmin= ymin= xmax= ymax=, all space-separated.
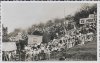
xmin=64 ymin=5 xmax=67 ymax=36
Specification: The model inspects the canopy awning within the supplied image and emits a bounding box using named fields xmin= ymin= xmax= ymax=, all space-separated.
xmin=2 ymin=42 xmax=17 ymax=51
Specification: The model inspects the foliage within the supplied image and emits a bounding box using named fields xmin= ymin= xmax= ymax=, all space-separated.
xmin=74 ymin=4 xmax=97 ymax=27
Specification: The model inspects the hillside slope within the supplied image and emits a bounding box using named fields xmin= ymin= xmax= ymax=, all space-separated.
xmin=64 ymin=36 xmax=97 ymax=61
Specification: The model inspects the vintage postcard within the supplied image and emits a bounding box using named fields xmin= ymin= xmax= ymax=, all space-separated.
xmin=0 ymin=1 xmax=99 ymax=63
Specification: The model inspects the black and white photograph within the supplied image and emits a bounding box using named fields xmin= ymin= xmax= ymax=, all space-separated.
xmin=0 ymin=0 xmax=100 ymax=1
xmin=1 ymin=2 xmax=97 ymax=61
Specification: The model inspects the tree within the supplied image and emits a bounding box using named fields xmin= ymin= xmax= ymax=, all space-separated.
xmin=8 ymin=28 xmax=22 ymax=37
xmin=46 ymin=20 xmax=53 ymax=27
xmin=74 ymin=4 xmax=97 ymax=27
xmin=2 ymin=25 xmax=9 ymax=42
xmin=42 ymin=31 xmax=51 ymax=43
xmin=27 ymin=27 xmax=32 ymax=35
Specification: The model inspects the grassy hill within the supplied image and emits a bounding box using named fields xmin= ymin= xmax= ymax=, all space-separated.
xmin=50 ymin=35 xmax=97 ymax=61
xmin=63 ymin=36 xmax=97 ymax=61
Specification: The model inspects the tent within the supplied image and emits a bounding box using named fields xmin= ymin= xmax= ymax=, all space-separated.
xmin=2 ymin=42 xmax=17 ymax=51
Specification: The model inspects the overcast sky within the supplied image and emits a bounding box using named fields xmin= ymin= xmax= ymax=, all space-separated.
xmin=1 ymin=2 xmax=94 ymax=33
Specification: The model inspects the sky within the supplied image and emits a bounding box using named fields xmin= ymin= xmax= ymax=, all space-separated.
xmin=1 ymin=2 xmax=94 ymax=33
